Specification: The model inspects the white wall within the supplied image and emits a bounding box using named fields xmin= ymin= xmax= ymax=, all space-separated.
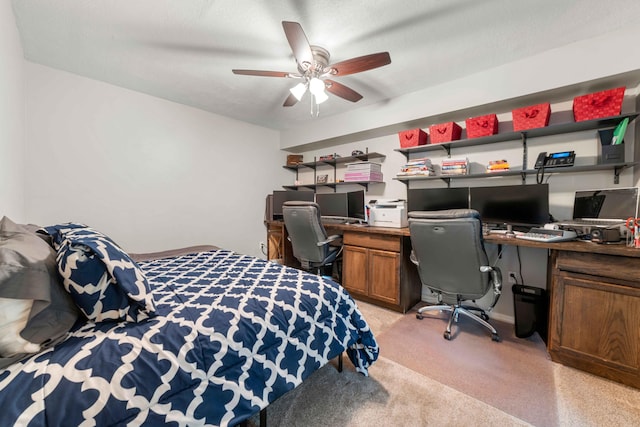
xmin=23 ymin=63 xmax=287 ymax=257
xmin=0 ymin=3 xmax=25 ymax=220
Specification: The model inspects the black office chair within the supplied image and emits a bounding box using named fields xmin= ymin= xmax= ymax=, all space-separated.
xmin=282 ymin=201 xmax=343 ymax=280
xmin=408 ymin=209 xmax=502 ymax=341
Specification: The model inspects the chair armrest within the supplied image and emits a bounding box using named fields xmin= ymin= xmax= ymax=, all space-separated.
xmin=409 ymin=250 xmax=419 ymax=266
xmin=317 ymin=234 xmax=342 ymax=246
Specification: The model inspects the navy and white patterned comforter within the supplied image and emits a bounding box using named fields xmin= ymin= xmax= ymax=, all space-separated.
xmin=0 ymin=249 xmax=378 ymax=426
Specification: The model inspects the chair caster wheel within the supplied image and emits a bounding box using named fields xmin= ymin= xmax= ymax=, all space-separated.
xmin=491 ymin=333 xmax=501 ymax=342
xmin=416 ymin=313 xmax=423 ymax=320
xmin=443 ymin=331 xmax=451 ymax=340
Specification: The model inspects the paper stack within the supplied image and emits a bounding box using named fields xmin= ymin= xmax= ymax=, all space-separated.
xmin=397 ymin=158 xmax=435 ymax=176
xmin=344 ymin=162 xmax=383 ymax=182
xmin=441 ymin=158 xmax=469 ymax=175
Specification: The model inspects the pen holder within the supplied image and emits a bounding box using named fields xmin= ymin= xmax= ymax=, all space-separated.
xmin=598 ymin=129 xmax=625 ymax=164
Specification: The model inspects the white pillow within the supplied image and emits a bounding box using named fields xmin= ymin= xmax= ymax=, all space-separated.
xmin=0 ymin=297 xmax=41 ymax=357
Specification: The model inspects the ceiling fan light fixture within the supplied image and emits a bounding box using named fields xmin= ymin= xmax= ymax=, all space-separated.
xmin=309 ymin=77 xmax=326 ymax=96
xmin=289 ymin=82 xmax=307 ymax=101
xmin=314 ymin=90 xmax=329 ymax=104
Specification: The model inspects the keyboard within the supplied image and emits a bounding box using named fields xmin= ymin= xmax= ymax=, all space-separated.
xmin=516 ymin=228 xmax=577 ymax=243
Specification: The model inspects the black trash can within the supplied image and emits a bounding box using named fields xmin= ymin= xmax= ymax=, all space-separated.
xmin=512 ymin=284 xmax=548 ymax=343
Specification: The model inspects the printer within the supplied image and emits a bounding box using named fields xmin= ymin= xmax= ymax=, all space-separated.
xmin=368 ymin=199 xmax=408 ymax=228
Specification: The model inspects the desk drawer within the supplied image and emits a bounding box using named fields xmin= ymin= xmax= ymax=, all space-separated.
xmin=555 ymin=251 xmax=640 ymax=284
xmin=344 ymin=231 xmax=401 ymax=252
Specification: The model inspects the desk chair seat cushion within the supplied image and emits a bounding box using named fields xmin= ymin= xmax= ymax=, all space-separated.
xmin=283 ymin=201 xmax=341 ymax=268
xmin=408 ymin=209 xmax=490 ymax=300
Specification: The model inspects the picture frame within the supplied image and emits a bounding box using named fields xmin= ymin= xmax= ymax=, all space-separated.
xmin=316 ymin=174 xmax=328 ymax=184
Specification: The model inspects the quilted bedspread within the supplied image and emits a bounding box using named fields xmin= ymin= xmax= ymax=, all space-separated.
xmin=0 ymin=249 xmax=378 ymax=426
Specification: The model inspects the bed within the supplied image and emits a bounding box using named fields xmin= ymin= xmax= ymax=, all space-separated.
xmin=0 ymin=219 xmax=379 ymax=426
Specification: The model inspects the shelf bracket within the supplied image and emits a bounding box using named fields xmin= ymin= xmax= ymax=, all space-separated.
xmin=614 ymin=166 xmax=623 ymax=184
xmin=521 ymin=132 xmax=528 ymax=170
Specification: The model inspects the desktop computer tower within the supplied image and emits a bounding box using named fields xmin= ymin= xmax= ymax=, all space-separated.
xmin=512 ymin=284 xmax=548 ymax=343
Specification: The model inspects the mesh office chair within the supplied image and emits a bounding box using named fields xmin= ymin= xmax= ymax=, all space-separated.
xmin=408 ymin=209 xmax=502 ymax=341
xmin=282 ymin=201 xmax=343 ymax=279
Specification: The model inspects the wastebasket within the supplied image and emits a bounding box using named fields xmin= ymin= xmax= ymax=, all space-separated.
xmin=512 ymin=284 xmax=548 ymax=342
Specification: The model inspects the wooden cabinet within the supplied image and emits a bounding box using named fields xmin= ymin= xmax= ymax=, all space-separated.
xmin=549 ymin=250 xmax=640 ymax=389
xmin=341 ymin=229 xmax=420 ymax=312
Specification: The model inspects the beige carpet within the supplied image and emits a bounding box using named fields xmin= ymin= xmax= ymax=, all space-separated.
xmin=248 ymin=301 xmax=640 ymax=426
xmin=375 ymin=306 xmax=557 ymax=426
xmin=253 ymin=357 xmax=530 ymax=426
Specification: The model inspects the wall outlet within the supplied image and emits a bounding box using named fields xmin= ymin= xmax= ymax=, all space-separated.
xmin=508 ymin=271 xmax=518 ymax=284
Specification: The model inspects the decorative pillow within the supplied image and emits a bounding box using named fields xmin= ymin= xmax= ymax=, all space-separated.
xmin=40 ymin=223 xmax=156 ymax=323
xmin=0 ymin=216 xmax=79 ymax=368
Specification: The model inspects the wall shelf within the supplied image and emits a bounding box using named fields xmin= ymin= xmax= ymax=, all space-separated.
xmin=393 ymin=113 xmax=638 ymax=185
xmin=394 ymin=113 xmax=638 ymax=158
xmin=283 ymin=150 xmax=386 ymax=191
xmin=394 ymin=162 xmax=638 ymax=185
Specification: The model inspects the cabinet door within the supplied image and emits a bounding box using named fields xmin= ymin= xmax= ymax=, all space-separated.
xmin=368 ymin=249 xmax=400 ymax=305
xmin=342 ymin=245 xmax=368 ymax=295
xmin=550 ymin=272 xmax=640 ymax=388
xmin=267 ymin=224 xmax=283 ymax=261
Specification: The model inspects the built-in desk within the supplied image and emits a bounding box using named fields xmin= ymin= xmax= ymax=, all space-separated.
xmin=266 ymin=221 xmax=420 ymax=313
xmin=485 ymin=234 xmax=640 ymax=390
xmin=267 ymin=221 xmax=640 ymax=389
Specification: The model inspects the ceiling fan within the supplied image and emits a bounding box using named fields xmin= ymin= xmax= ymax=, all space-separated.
xmin=232 ymin=21 xmax=391 ymax=114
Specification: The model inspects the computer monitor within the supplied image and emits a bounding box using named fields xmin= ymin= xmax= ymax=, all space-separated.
xmin=315 ymin=192 xmax=348 ymax=218
xmin=407 ymin=187 xmax=470 ymax=212
xmin=470 ymin=184 xmax=550 ymax=229
xmin=271 ymin=190 xmax=315 ymax=219
xmin=347 ymin=189 xmax=366 ymax=222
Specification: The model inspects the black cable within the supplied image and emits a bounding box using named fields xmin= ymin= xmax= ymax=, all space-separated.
xmin=536 ymin=164 xmax=545 ymax=184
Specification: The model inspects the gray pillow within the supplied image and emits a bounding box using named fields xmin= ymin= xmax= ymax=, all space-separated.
xmin=0 ymin=216 xmax=79 ymax=369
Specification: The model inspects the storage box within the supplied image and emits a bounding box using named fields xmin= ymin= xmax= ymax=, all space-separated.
xmin=512 ymin=103 xmax=551 ymax=131
xmin=429 ymin=122 xmax=462 ymax=143
xmin=286 ymin=154 xmax=303 ymax=165
xmin=398 ymin=129 xmax=428 ymax=148
xmin=465 ymin=114 xmax=499 ymax=138
xmin=573 ymin=86 xmax=625 ymax=122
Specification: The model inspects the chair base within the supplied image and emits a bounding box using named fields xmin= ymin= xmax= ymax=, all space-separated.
xmin=416 ymin=304 xmax=501 ymax=342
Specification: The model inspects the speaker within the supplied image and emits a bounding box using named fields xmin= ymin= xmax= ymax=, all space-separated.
xmin=591 ymin=227 xmax=621 ymax=243
xmin=265 ymin=194 xmax=274 ymax=222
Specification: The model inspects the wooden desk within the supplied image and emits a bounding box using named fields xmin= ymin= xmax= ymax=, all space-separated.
xmin=268 ymin=221 xmax=640 ymax=388
xmin=485 ymin=234 xmax=640 ymax=389
xmin=266 ymin=221 xmax=420 ymax=313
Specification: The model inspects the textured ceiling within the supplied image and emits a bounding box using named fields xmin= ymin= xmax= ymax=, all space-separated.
xmin=11 ymin=0 xmax=640 ymax=130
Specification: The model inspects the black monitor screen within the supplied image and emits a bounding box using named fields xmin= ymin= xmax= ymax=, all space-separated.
xmin=470 ymin=184 xmax=550 ymax=228
xmin=407 ymin=187 xmax=470 ymax=212
xmin=315 ymin=192 xmax=348 ymax=218
xmin=272 ymin=190 xmax=314 ymax=218
xmin=347 ymin=190 xmax=366 ymax=221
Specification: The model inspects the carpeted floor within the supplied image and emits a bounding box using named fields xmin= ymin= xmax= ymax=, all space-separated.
xmin=249 ymin=300 xmax=640 ymax=426
xmin=375 ymin=305 xmax=557 ymax=426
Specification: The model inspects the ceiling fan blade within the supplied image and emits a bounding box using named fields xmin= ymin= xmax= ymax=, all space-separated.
xmin=283 ymin=93 xmax=299 ymax=107
xmin=232 ymin=69 xmax=292 ymax=78
xmin=329 ymin=52 xmax=391 ymax=76
xmin=325 ymin=80 xmax=363 ymax=103
xmin=282 ymin=21 xmax=314 ymax=67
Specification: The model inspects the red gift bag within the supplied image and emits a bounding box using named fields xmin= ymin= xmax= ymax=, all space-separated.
xmin=512 ymin=103 xmax=551 ymax=131
xmin=429 ymin=122 xmax=462 ymax=143
xmin=398 ymin=129 xmax=428 ymax=148
xmin=573 ymin=87 xmax=625 ymax=122
xmin=465 ymin=114 xmax=499 ymax=139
